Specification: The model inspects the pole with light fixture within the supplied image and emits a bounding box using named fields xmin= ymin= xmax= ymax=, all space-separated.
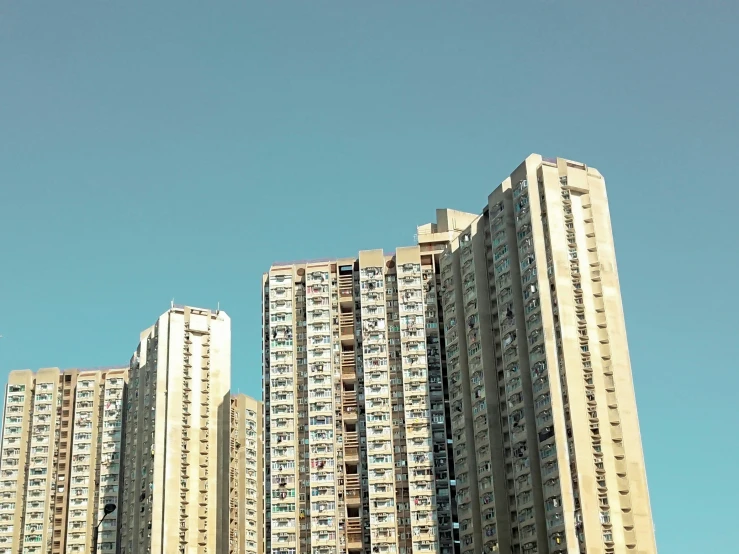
xmin=91 ymin=503 xmax=116 ymax=554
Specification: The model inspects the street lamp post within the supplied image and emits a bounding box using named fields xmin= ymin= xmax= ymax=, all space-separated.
xmin=92 ymin=503 xmax=116 ymax=554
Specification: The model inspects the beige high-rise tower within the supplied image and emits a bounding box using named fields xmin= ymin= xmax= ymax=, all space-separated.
xmin=229 ymin=393 xmax=264 ymax=554
xmin=263 ymin=154 xmax=657 ymax=554
xmin=119 ymin=305 xmax=231 ymax=554
xmin=434 ymin=155 xmax=656 ymax=554
xmin=0 ymin=366 xmax=127 ymax=554
xmin=263 ymin=249 xmax=456 ymax=554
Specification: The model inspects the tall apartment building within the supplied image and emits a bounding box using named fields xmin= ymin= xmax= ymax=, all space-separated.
xmin=119 ymin=305 xmax=231 ymax=554
xmin=263 ymin=249 xmax=456 ymax=554
xmin=0 ymin=366 xmax=127 ymax=554
xmin=263 ymin=154 xmax=657 ymax=554
xmin=229 ymin=394 xmax=264 ymax=554
xmin=435 ymin=154 xmax=656 ymax=554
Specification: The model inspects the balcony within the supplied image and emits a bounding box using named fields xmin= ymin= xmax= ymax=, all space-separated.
xmin=345 ymin=477 xmax=361 ymax=507
xmin=338 ymin=359 xmax=355 ymax=381
xmin=346 ymin=517 xmax=362 ymax=550
xmin=339 ymin=281 xmax=353 ymax=305
xmin=343 ymin=407 xmax=358 ymax=426
xmin=340 ymin=316 xmax=355 ymax=342
xmin=344 ymin=432 xmax=359 ymax=463
xmin=337 ymin=389 xmax=355 ymax=413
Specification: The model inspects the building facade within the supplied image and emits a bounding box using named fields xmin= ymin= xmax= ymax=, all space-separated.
xmin=229 ymin=394 xmax=264 ymax=554
xmin=263 ymin=154 xmax=657 ymax=554
xmin=2 ymin=154 xmax=657 ymax=554
xmin=263 ymin=249 xmax=457 ymax=554
xmin=0 ymin=366 xmax=127 ymax=554
xmin=119 ymin=305 xmax=231 ymax=554
xmin=436 ymin=155 xmax=657 ymax=554
xmin=68 ymin=370 xmax=127 ymax=554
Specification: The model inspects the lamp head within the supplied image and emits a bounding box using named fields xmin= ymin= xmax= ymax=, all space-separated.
xmin=103 ymin=503 xmax=116 ymax=515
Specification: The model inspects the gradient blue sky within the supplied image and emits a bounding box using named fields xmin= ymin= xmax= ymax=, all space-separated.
xmin=1 ymin=1 xmax=737 ymax=550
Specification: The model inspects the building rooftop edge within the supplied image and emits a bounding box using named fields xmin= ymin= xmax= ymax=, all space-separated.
xmin=7 ymin=366 xmax=128 ymax=375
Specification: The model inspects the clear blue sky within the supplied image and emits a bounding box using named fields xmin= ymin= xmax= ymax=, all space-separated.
xmin=1 ymin=1 xmax=737 ymax=550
